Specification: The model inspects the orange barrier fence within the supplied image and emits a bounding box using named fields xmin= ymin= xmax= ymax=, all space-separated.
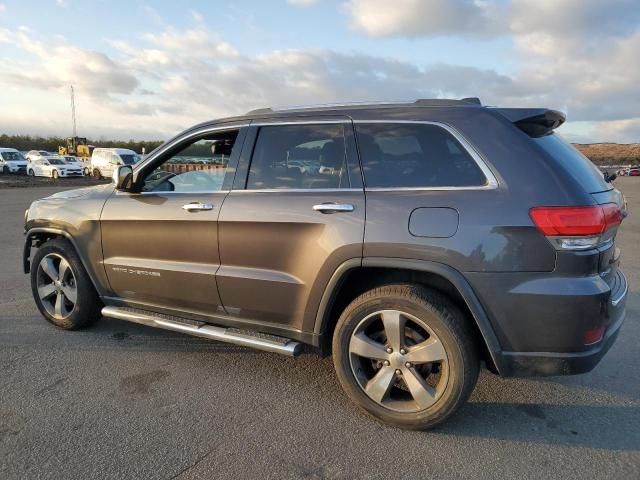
xmin=164 ymin=163 xmax=225 ymax=174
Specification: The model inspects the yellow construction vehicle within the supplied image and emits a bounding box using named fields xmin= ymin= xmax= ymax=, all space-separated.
xmin=58 ymin=137 xmax=95 ymax=159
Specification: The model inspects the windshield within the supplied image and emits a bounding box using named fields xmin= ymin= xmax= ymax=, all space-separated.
xmin=39 ymin=151 xmax=53 ymax=156
xmin=532 ymin=133 xmax=610 ymax=193
xmin=119 ymin=154 xmax=141 ymax=165
xmin=49 ymin=159 xmax=64 ymax=165
xmin=1 ymin=151 xmax=25 ymax=161
xmin=64 ymin=157 xmax=77 ymax=163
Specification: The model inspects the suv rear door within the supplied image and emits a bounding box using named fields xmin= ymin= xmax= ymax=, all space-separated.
xmin=216 ymin=117 xmax=364 ymax=336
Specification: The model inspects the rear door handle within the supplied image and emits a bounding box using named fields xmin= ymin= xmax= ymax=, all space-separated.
xmin=312 ymin=203 xmax=355 ymax=213
xmin=182 ymin=202 xmax=214 ymax=212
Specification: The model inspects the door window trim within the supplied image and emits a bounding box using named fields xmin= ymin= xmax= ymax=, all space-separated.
xmin=233 ymin=118 xmax=363 ymax=193
xmin=131 ymin=123 xmax=249 ymax=195
xmin=353 ymin=120 xmax=499 ymax=191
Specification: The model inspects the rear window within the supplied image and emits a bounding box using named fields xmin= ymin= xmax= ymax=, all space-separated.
xmin=355 ymin=123 xmax=487 ymax=188
xmin=532 ymin=134 xmax=610 ymax=193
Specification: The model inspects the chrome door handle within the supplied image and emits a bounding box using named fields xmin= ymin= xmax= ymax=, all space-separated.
xmin=313 ymin=203 xmax=354 ymax=213
xmin=182 ymin=202 xmax=214 ymax=212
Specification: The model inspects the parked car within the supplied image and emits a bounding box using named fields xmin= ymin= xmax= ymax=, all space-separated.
xmin=628 ymin=168 xmax=640 ymax=177
xmin=61 ymin=155 xmax=87 ymax=175
xmin=90 ymin=148 xmax=141 ymax=179
xmin=25 ymin=150 xmax=56 ymax=162
xmin=0 ymin=148 xmax=28 ymax=174
xmin=23 ymin=98 xmax=628 ymax=429
xmin=27 ymin=156 xmax=84 ymax=178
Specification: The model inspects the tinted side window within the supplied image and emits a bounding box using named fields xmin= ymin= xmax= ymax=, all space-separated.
xmin=356 ymin=123 xmax=487 ymax=188
xmin=247 ymin=124 xmax=349 ymax=190
xmin=531 ymin=133 xmax=609 ymax=194
xmin=142 ymin=129 xmax=239 ymax=193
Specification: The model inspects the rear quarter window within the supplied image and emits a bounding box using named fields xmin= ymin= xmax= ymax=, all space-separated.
xmin=532 ymin=134 xmax=610 ymax=193
xmin=355 ymin=123 xmax=487 ymax=188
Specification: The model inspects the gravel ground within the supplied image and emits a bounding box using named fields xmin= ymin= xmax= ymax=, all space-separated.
xmin=0 ymin=179 xmax=638 ymax=480
xmin=0 ymin=173 xmax=109 ymax=189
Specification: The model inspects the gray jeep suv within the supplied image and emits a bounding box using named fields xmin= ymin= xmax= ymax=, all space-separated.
xmin=23 ymin=98 xmax=628 ymax=429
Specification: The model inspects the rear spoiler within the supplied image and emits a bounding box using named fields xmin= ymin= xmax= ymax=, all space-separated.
xmin=494 ymin=108 xmax=566 ymax=138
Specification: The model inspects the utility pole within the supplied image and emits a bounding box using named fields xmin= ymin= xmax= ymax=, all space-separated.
xmin=70 ymin=85 xmax=77 ymax=138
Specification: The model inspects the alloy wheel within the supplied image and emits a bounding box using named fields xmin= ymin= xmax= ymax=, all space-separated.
xmin=36 ymin=253 xmax=77 ymax=320
xmin=349 ymin=309 xmax=449 ymax=413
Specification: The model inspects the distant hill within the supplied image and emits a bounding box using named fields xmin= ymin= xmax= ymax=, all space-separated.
xmin=574 ymin=143 xmax=640 ymax=166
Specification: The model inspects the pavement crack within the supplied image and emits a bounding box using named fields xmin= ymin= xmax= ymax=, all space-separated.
xmin=168 ymin=448 xmax=216 ymax=480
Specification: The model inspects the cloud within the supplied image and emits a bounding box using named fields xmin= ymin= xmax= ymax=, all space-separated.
xmin=345 ymin=0 xmax=501 ymax=38
xmin=288 ymin=0 xmax=319 ymax=6
xmin=593 ymin=119 xmax=640 ymax=144
xmin=0 ymin=4 xmax=5 ymax=13
xmin=0 ymin=28 xmax=138 ymax=97
xmin=1 ymin=3 xmax=639 ymax=142
xmin=56 ymin=0 xmax=69 ymax=8
xmin=344 ymin=0 xmax=640 ymax=41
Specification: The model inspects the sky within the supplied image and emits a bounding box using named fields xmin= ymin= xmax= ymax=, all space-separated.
xmin=0 ymin=0 xmax=639 ymax=143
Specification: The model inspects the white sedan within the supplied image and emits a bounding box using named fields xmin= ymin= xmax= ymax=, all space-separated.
xmin=62 ymin=155 xmax=89 ymax=175
xmin=28 ymin=157 xmax=84 ymax=179
xmin=25 ymin=150 xmax=56 ymax=162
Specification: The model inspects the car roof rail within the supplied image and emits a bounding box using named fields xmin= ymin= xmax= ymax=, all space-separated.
xmin=245 ymin=97 xmax=482 ymax=115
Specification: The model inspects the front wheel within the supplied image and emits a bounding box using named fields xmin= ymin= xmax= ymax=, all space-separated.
xmin=93 ymin=168 xmax=102 ymax=179
xmin=332 ymin=284 xmax=479 ymax=430
xmin=2 ymin=166 xmax=8 ymax=174
xmin=52 ymin=169 xmax=59 ymax=179
xmin=28 ymin=169 xmax=35 ymax=176
xmin=30 ymin=238 xmax=102 ymax=329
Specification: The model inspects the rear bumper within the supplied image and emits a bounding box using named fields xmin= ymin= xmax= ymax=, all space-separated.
xmin=490 ymin=269 xmax=627 ymax=376
xmin=498 ymin=307 xmax=625 ymax=376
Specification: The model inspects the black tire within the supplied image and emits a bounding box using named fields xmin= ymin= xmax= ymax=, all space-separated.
xmin=30 ymin=238 xmax=102 ymax=330
xmin=28 ymin=169 xmax=35 ymax=176
xmin=332 ymin=284 xmax=479 ymax=430
xmin=2 ymin=166 xmax=8 ymax=174
xmin=93 ymin=168 xmax=102 ymax=179
xmin=52 ymin=169 xmax=59 ymax=179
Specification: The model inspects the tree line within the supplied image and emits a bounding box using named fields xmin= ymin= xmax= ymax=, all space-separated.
xmin=0 ymin=134 xmax=164 ymax=154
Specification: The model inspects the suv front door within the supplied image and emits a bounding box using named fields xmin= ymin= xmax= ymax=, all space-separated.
xmin=100 ymin=124 xmax=246 ymax=316
xmin=217 ymin=118 xmax=365 ymax=337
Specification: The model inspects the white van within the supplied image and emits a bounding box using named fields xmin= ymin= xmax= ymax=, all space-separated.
xmin=90 ymin=148 xmax=141 ymax=179
xmin=0 ymin=148 xmax=28 ymax=174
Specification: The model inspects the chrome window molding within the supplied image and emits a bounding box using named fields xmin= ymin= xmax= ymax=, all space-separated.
xmin=117 ymin=190 xmax=231 ymax=196
xmin=233 ymin=188 xmax=362 ymax=194
xmin=352 ymin=119 xmax=499 ymax=191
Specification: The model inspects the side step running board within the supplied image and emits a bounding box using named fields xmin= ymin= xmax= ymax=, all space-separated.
xmin=101 ymin=306 xmax=302 ymax=356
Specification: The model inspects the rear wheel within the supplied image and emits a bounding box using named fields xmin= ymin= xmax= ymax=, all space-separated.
xmin=30 ymin=238 xmax=102 ymax=329
xmin=28 ymin=169 xmax=35 ymax=176
xmin=93 ymin=168 xmax=102 ymax=179
xmin=333 ymin=284 xmax=479 ymax=430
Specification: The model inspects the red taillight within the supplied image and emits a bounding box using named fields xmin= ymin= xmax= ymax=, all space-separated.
xmin=602 ymin=203 xmax=623 ymax=229
xmin=529 ymin=203 xmax=622 ymax=237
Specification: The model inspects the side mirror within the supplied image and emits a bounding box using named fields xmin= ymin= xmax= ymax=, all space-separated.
xmin=113 ymin=165 xmax=133 ymax=191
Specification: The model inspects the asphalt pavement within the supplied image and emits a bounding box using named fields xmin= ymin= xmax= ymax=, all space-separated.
xmin=1 ymin=180 xmax=639 ymax=479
